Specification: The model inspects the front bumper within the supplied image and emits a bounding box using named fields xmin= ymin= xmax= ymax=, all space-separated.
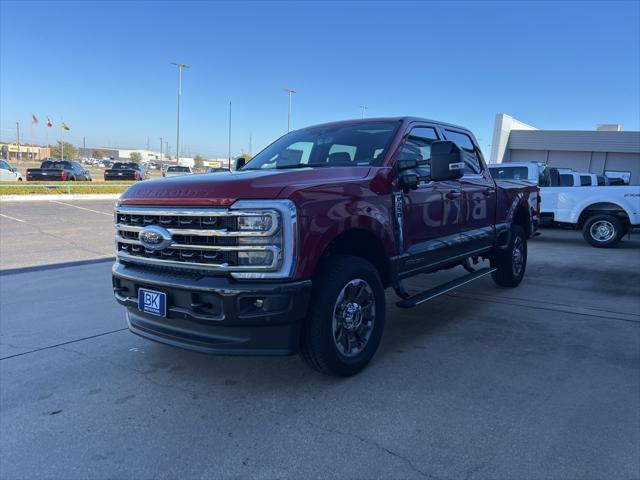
xmin=112 ymin=262 xmax=311 ymax=356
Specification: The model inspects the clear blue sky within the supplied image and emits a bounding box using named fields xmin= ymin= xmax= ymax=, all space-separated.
xmin=1 ymin=0 xmax=638 ymax=158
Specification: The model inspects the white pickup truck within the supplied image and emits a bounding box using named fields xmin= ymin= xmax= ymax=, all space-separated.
xmin=489 ymin=162 xmax=640 ymax=248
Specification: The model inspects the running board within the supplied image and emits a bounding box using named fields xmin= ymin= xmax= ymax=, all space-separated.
xmin=396 ymin=267 xmax=497 ymax=308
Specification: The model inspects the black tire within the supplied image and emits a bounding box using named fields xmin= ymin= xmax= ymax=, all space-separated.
xmin=490 ymin=225 xmax=527 ymax=288
xmin=582 ymin=214 xmax=624 ymax=248
xmin=300 ymin=255 xmax=386 ymax=377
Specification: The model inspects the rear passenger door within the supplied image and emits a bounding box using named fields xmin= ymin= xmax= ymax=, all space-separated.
xmin=442 ymin=128 xmax=496 ymax=252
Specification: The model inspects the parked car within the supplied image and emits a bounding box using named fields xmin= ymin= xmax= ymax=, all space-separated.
xmin=26 ymin=160 xmax=91 ymax=181
xmin=112 ymin=117 xmax=540 ymax=376
xmin=162 ymin=165 xmax=193 ymax=177
xmin=0 ymin=160 xmax=23 ymax=181
xmin=205 ymin=166 xmax=228 ymax=174
xmin=104 ymin=162 xmax=148 ymax=181
xmin=487 ymin=162 xmax=639 ymax=247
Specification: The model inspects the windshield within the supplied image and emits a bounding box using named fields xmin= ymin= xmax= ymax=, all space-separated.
xmin=168 ymin=166 xmax=190 ymax=172
xmin=243 ymin=122 xmax=399 ymax=170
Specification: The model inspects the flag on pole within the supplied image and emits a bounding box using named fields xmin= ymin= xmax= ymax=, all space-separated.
xmin=61 ymin=121 xmax=70 ymax=131
xmin=47 ymin=117 xmax=53 ymax=128
xmin=32 ymin=114 xmax=39 ymax=124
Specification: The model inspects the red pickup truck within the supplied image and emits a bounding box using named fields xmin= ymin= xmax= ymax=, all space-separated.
xmin=112 ymin=118 xmax=539 ymax=376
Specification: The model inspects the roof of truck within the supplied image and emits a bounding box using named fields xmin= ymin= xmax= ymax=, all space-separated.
xmin=298 ymin=117 xmax=472 ymax=134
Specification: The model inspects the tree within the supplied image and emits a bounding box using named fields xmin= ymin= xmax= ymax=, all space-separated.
xmin=50 ymin=141 xmax=78 ymax=160
xmin=193 ymin=155 xmax=205 ymax=168
xmin=92 ymin=149 xmax=108 ymax=160
xmin=130 ymin=152 xmax=142 ymax=163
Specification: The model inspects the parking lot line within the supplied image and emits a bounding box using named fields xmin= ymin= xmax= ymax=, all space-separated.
xmin=50 ymin=200 xmax=113 ymax=216
xmin=0 ymin=213 xmax=26 ymax=223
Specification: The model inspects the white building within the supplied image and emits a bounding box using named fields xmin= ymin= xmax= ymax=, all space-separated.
xmin=490 ymin=113 xmax=640 ymax=184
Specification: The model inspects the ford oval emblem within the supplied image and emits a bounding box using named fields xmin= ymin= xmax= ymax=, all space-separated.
xmin=139 ymin=226 xmax=173 ymax=251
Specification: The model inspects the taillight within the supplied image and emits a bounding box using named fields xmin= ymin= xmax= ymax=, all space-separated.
xmin=134 ymin=171 xmax=140 ymax=180
xmin=60 ymin=170 xmax=68 ymax=180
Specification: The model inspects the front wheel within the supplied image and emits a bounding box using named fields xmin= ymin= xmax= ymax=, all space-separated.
xmin=582 ymin=214 xmax=624 ymax=248
xmin=490 ymin=225 xmax=527 ymax=288
xmin=300 ymin=255 xmax=386 ymax=377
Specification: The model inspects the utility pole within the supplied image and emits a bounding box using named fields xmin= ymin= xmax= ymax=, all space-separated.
xmin=16 ymin=122 xmax=21 ymax=163
xmin=160 ymin=137 xmax=163 ymax=170
xmin=170 ymin=61 xmax=190 ymax=165
xmin=249 ymin=133 xmax=252 ymax=156
xmin=360 ymin=105 xmax=368 ymax=119
xmin=166 ymin=141 xmax=169 ymax=161
xmin=284 ymin=88 xmax=296 ymax=132
xmin=228 ymin=101 xmax=232 ymax=167
xmin=146 ymin=136 xmax=149 ymax=151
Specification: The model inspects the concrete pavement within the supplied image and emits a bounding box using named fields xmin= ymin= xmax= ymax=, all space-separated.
xmin=1 ymin=209 xmax=638 ymax=479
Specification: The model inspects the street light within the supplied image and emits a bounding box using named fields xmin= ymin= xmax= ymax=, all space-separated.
xmin=284 ymin=88 xmax=296 ymax=132
xmin=360 ymin=105 xmax=368 ymax=119
xmin=170 ymin=62 xmax=190 ymax=164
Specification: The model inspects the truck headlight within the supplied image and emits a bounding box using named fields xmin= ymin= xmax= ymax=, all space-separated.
xmin=230 ymin=200 xmax=297 ymax=280
xmin=237 ymin=215 xmax=274 ymax=232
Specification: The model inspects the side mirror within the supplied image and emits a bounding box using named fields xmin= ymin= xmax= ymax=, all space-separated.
xmin=11 ymin=167 xmax=17 ymax=173
xmin=430 ymin=141 xmax=464 ymax=181
xmin=235 ymin=158 xmax=247 ymax=170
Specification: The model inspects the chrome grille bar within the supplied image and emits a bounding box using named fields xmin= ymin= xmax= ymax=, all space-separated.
xmin=114 ymin=205 xmax=282 ymax=272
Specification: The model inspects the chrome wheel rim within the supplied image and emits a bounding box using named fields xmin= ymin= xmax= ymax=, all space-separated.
xmin=590 ymin=220 xmax=615 ymax=242
xmin=512 ymin=235 xmax=525 ymax=277
xmin=332 ymin=279 xmax=375 ymax=357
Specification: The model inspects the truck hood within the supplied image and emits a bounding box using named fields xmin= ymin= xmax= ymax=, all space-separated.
xmin=120 ymin=167 xmax=371 ymax=206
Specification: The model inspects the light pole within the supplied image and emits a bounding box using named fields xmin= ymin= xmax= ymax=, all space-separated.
xmin=284 ymin=88 xmax=296 ymax=132
xmin=170 ymin=61 xmax=190 ymax=164
xmin=159 ymin=137 xmax=163 ymax=170
xmin=360 ymin=105 xmax=368 ymax=119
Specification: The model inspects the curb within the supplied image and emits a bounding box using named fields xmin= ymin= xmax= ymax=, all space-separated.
xmin=0 ymin=194 xmax=121 ymax=202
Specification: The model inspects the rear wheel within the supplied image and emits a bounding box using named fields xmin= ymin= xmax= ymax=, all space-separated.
xmin=490 ymin=225 xmax=527 ymax=288
xmin=582 ymin=214 xmax=624 ymax=248
xmin=300 ymin=255 xmax=385 ymax=377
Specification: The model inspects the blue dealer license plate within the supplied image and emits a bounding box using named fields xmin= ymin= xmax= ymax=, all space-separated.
xmin=138 ymin=288 xmax=167 ymax=317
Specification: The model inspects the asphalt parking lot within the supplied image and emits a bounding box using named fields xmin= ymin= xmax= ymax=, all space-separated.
xmin=1 ymin=200 xmax=639 ymax=479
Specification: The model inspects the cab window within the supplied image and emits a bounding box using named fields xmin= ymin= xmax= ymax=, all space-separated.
xmin=443 ymin=129 xmax=482 ymax=174
xmin=398 ymin=127 xmax=439 ymax=179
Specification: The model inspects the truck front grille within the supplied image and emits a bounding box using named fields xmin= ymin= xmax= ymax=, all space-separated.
xmin=114 ymin=206 xmax=280 ymax=273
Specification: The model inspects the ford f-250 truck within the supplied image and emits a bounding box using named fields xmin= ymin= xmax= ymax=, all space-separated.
xmin=112 ymin=117 xmax=539 ymax=376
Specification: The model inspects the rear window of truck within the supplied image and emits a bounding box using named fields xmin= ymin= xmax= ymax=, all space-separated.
xmin=112 ymin=163 xmax=138 ymax=170
xmin=559 ymin=174 xmax=574 ymax=186
xmin=489 ymin=166 xmax=529 ymax=180
xmin=42 ymin=161 xmax=72 ymax=169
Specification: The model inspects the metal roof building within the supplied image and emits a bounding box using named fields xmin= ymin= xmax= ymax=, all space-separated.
xmin=490 ymin=113 xmax=640 ymax=184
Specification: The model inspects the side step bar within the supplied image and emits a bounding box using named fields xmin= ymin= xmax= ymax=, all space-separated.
xmin=396 ymin=267 xmax=497 ymax=308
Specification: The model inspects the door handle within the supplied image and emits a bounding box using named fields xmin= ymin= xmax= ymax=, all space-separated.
xmin=445 ymin=191 xmax=462 ymax=199
xmin=483 ymin=188 xmax=496 ymax=196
